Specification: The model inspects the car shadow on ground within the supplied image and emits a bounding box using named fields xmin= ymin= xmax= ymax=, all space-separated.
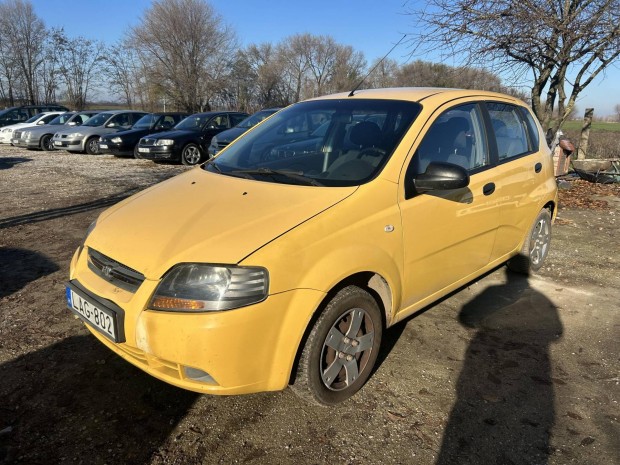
xmin=0 ymin=189 xmax=140 ymax=230
xmin=0 ymin=335 xmax=199 ymax=464
xmin=435 ymin=270 xmax=563 ymax=465
xmin=0 ymin=248 xmax=59 ymax=299
xmin=0 ymin=157 xmax=31 ymax=170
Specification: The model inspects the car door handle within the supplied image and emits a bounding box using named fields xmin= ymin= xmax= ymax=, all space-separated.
xmin=535 ymin=162 xmax=542 ymax=173
xmin=483 ymin=183 xmax=495 ymax=196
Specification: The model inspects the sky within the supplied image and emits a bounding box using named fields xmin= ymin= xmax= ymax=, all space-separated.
xmin=30 ymin=0 xmax=620 ymax=117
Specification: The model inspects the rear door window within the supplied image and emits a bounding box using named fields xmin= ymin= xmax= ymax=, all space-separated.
xmin=486 ymin=103 xmax=532 ymax=160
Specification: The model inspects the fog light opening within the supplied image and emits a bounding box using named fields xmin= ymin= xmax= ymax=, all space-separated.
xmin=183 ymin=366 xmax=217 ymax=384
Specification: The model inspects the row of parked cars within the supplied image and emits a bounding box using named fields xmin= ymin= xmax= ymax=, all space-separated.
xmin=1 ymin=104 xmax=280 ymax=165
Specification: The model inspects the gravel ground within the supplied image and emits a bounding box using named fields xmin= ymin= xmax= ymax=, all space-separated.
xmin=0 ymin=145 xmax=618 ymax=465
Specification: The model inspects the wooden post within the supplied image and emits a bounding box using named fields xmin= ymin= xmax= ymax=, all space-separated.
xmin=578 ymin=108 xmax=593 ymax=160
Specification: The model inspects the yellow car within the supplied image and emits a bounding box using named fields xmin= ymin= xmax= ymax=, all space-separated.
xmin=67 ymin=88 xmax=558 ymax=405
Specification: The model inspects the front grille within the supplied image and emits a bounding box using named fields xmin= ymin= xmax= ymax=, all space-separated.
xmin=141 ymin=138 xmax=155 ymax=145
xmin=13 ymin=130 xmax=22 ymax=139
xmin=87 ymin=248 xmax=145 ymax=292
xmin=217 ymin=141 xmax=230 ymax=150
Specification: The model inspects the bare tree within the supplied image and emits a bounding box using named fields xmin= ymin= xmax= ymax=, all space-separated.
xmin=366 ymin=57 xmax=400 ymax=89
xmin=102 ymin=40 xmax=142 ymax=108
xmin=55 ymin=31 xmax=105 ymax=109
xmin=130 ymin=0 xmax=236 ymax=112
xmin=0 ymin=0 xmax=46 ymax=104
xmin=406 ymin=0 xmax=620 ymax=137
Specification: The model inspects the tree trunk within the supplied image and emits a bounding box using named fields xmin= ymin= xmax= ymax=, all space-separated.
xmin=577 ymin=108 xmax=594 ymax=160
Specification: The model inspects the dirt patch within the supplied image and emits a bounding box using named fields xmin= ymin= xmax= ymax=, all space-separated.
xmin=1 ymin=145 xmax=619 ymax=464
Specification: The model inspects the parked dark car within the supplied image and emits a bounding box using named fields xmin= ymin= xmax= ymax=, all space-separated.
xmin=208 ymin=108 xmax=280 ymax=157
xmin=0 ymin=104 xmax=70 ymax=128
xmin=137 ymin=111 xmax=249 ymax=165
xmin=98 ymin=112 xmax=189 ymax=158
xmin=13 ymin=111 xmax=99 ymax=151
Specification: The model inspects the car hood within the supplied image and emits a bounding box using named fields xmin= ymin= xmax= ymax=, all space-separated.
xmin=22 ymin=124 xmax=63 ymax=135
xmin=215 ymin=127 xmax=248 ymax=144
xmin=54 ymin=126 xmax=102 ymax=136
xmin=143 ymin=129 xmax=198 ymax=141
xmin=101 ymin=127 xmax=151 ymax=140
xmin=87 ymin=169 xmax=357 ymax=279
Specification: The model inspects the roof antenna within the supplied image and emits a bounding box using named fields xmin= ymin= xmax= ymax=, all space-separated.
xmin=348 ymin=34 xmax=407 ymax=97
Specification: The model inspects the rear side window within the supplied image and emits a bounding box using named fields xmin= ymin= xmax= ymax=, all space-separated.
xmin=486 ymin=103 xmax=532 ymax=160
xmin=230 ymin=114 xmax=247 ymax=126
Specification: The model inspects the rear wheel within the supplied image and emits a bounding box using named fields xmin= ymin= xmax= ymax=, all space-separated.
xmin=181 ymin=143 xmax=202 ymax=165
xmin=508 ymin=209 xmax=552 ymax=274
xmin=85 ymin=136 xmax=100 ymax=155
xmin=40 ymin=134 xmax=54 ymax=151
xmin=291 ymin=286 xmax=382 ymax=405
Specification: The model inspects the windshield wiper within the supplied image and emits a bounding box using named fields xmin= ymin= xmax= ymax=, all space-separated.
xmin=230 ymin=168 xmax=324 ymax=186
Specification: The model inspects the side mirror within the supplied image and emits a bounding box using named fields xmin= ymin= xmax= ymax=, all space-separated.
xmin=106 ymin=122 xmax=116 ymax=128
xmin=67 ymin=121 xmax=77 ymax=126
xmin=37 ymin=120 xmax=46 ymax=125
xmin=413 ymin=162 xmax=470 ymax=194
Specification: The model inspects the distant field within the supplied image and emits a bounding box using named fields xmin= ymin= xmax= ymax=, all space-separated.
xmin=562 ymin=120 xmax=620 ymax=132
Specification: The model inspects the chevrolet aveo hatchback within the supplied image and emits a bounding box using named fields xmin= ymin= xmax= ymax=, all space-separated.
xmin=67 ymin=88 xmax=558 ymax=405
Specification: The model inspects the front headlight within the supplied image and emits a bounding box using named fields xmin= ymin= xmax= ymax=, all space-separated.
xmin=71 ymin=132 xmax=83 ymax=138
xmin=110 ymin=137 xmax=122 ymax=143
xmin=155 ymin=139 xmax=174 ymax=146
xmin=23 ymin=131 xmax=32 ymax=139
xmin=209 ymin=136 xmax=218 ymax=149
xmin=3 ymin=128 xmax=13 ymax=133
xmin=150 ymin=264 xmax=269 ymax=312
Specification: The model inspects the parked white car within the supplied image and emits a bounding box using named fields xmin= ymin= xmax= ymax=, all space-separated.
xmin=0 ymin=112 xmax=64 ymax=144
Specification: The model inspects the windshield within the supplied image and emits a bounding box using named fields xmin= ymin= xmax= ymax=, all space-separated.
xmin=48 ymin=113 xmax=73 ymax=125
xmin=83 ymin=112 xmax=113 ymax=127
xmin=237 ymin=110 xmax=278 ymax=129
xmin=175 ymin=114 xmax=209 ymax=131
xmin=204 ymin=99 xmax=421 ymax=187
xmin=25 ymin=114 xmax=40 ymax=123
xmin=133 ymin=114 xmax=156 ymax=129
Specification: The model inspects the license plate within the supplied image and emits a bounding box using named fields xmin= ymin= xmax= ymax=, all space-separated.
xmin=99 ymin=143 xmax=108 ymax=149
xmin=66 ymin=286 xmax=119 ymax=342
xmin=138 ymin=147 xmax=150 ymax=153
xmin=11 ymin=139 xmax=19 ymax=144
xmin=54 ymin=140 xmax=63 ymax=146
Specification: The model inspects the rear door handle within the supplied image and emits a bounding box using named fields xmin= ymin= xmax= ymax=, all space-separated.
xmin=535 ymin=162 xmax=542 ymax=173
xmin=483 ymin=183 xmax=495 ymax=196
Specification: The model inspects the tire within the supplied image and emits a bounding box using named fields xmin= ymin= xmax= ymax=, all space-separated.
xmin=181 ymin=143 xmax=202 ymax=166
xmin=291 ymin=286 xmax=383 ymax=406
xmin=85 ymin=136 xmax=100 ymax=155
xmin=40 ymin=134 xmax=54 ymax=151
xmin=133 ymin=145 xmax=141 ymax=159
xmin=508 ymin=209 xmax=552 ymax=274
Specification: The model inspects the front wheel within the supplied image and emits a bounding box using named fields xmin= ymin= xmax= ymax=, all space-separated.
xmin=291 ymin=286 xmax=382 ymax=405
xmin=85 ymin=136 xmax=100 ymax=155
xmin=40 ymin=134 xmax=54 ymax=151
xmin=181 ymin=143 xmax=202 ymax=165
xmin=508 ymin=209 xmax=552 ymax=274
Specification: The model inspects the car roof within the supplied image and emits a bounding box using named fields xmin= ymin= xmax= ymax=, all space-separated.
xmin=191 ymin=111 xmax=248 ymax=117
xmin=314 ymin=87 xmax=524 ymax=105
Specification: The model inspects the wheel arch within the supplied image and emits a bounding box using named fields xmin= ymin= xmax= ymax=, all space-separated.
xmin=287 ymin=270 xmax=394 ymax=385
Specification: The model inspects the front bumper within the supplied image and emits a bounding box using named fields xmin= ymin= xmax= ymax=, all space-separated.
xmin=53 ymin=137 xmax=84 ymax=151
xmin=14 ymin=138 xmax=41 ymax=149
xmin=68 ymin=247 xmax=324 ymax=395
xmin=136 ymin=145 xmax=179 ymax=160
xmin=99 ymin=141 xmax=133 ymax=156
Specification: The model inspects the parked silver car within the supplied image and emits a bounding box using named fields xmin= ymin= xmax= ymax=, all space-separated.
xmin=52 ymin=110 xmax=148 ymax=154
xmin=13 ymin=111 xmax=99 ymax=151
